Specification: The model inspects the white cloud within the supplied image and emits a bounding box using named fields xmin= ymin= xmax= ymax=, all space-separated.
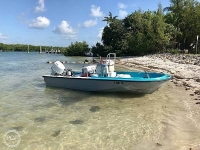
xmin=29 ymin=16 xmax=50 ymax=29
xmin=118 ymin=3 xmax=127 ymax=9
xmin=97 ymin=27 xmax=104 ymax=38
xmin=0 ymin=33 xmax=8 ymax=39
xmin=118 ymin=10 xmax=128 ymax=19
xmin=79 ymin=19 xmax=98 ymax=28
xmin=35 ymin=0 xmax=46 ymax=13
xmin=0 ymin=33 xmax=8 ymax=42
xmin=90 ymin=5 xmax=104 ymax=17
xmin=53 ymin=20 xmax=77 ymax=39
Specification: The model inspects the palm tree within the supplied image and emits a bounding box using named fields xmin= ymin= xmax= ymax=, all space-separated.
xmin=163 ymin=0 xmax=185 ymax=29
xmin=102 ymin=12 xmax=118 ymax=24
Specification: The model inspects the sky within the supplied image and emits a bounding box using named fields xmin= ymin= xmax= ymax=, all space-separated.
xmin=0 ymin=0 xmax=170 ymax=47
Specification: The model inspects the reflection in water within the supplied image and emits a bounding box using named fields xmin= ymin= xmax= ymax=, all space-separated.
xmin=0 ymin=52 xmax=200 ymax=150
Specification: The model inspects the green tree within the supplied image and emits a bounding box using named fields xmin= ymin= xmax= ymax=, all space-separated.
xmin=123 ymin=5 xmax=179 ymax=55
xmin=163 ymin=0 xmax=185 ymax=29
xmin=164 ymin=0 xmax=200 ymax=51
xmin=102 ymin=12 xmax=118 ymax=24
xmin=102 ymin=19 xmax=129 ymax=56
xmin=91 ymin=42 xmax=106 ymax=56
xmin=64 ymin=41 xmax=90 ymax=56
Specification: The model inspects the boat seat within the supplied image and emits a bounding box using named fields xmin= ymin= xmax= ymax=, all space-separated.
xmin=116 ymin=74 xmax=131 ymax=78
xmin=90 ymin=74 xmax=98 ymax=77
xmin=108 ymin=72 xmax=116 ymax=77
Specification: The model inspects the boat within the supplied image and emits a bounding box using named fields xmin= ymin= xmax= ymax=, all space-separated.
xmin=42 ymin=53 xmax=171 ymax=94
xmin=85 ymin=51 xmax=93 ymax=57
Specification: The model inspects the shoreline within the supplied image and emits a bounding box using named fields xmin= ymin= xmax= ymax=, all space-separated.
xmin=116 ymin=54 xmax=200 ymax=100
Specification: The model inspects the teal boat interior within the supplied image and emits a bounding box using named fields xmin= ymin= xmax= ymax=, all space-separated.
xmin=73 ymin=71 xmax=172 ymax=82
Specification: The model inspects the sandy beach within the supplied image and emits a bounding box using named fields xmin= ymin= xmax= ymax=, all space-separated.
xmin=116 ymin=54 xmax=200 ymax=149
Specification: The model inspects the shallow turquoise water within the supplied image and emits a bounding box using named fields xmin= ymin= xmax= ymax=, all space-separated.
xmin=0 ymin=52 xmax=199 ymax=150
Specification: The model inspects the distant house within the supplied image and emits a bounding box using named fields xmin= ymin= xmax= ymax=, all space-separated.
xmin=85 ymin=51 xmax=93 ymax=57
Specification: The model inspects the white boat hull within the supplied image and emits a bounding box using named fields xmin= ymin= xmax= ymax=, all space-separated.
xmin=43 ymin=75 xmax=167 ymax=94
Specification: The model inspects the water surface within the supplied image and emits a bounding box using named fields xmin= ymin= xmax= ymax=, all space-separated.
xmin=0 ymin=52 xmax=200 ymax=150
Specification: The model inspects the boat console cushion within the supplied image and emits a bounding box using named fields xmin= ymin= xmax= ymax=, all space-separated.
xmin=116 ymin=74 xmax=131 ymax=78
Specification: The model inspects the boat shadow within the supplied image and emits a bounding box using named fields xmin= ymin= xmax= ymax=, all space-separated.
xmin=89 ymin=91 xmax=145 ymax=99
xmin=44 ymin=87 xmax=91 ymax=106
xmin=44 ymin=87 xmax=145 ymax=106
xmin=35 ymin=83 xmax=46 ymax=88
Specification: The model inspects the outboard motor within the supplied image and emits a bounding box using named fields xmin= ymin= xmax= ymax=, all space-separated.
xmin=51 ymin=61 xmax=65 ymax=75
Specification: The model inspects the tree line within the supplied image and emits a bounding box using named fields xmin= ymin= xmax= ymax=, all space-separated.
xmin=92 ymin=0 xmax=200 ymax=56
xmin=1 ymin=0 xmax=200 ymax=56
xmin=0 ymin=43 xmax=66 ymax=52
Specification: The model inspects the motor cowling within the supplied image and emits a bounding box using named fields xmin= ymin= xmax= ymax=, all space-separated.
xmin=51 ymin=61 xmax=65 ymax=75
xmin=66 ymin=68 xmax=73 ymax=76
